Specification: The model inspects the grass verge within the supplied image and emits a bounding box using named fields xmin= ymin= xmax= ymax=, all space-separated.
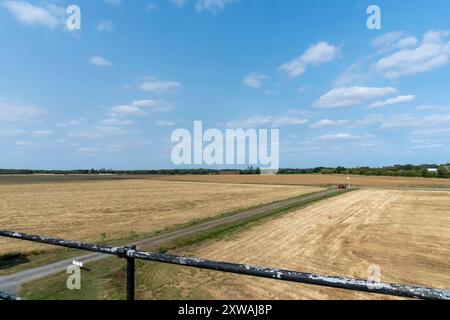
xmin=1 ymin=188 xmax=327 ymax=275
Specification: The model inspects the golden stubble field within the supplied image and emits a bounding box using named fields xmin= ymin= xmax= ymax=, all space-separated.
xmin=149 ymin=174 xmax=450 ymax=188
xmin=0 ymin=179 xmax=322 ymax=255
xmin=139 ymin=189 xmax=450 ymax=300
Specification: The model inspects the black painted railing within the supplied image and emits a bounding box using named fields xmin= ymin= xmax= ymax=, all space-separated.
xmin=0 ymin=230 xmax=449 ymax=300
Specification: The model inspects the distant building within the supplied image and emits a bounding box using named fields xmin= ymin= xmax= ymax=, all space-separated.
xmin=426 ymin=168 xmax=438 ymax=174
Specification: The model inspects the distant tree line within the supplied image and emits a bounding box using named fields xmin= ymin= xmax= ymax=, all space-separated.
xmin=278 ymin=164 xmax=450 ymax=179
xmin=0 ymin=168 xmax=261 ymax=175
xmin=0 ymin=168 xmax=219 ymax=175
xmin=1 ymin=164 xmax=449 ymax=178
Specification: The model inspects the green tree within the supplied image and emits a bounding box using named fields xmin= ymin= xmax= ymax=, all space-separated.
xmin=438 ymin=166 xmax=449 ymax=178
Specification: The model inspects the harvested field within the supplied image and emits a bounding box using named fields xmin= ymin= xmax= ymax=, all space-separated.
xmin=0 ymin=180 xmax=322 ymax=255
xmin=139 ymin=189 xmax=450 ymax=300
xmin=148 ymin=174 xmax=450 ymax=188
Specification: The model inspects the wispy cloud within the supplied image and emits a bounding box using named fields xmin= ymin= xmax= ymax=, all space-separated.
xmin=140 ymin=80 xmax=180 ymax=93
xmin=31 ymin=130 xmax=53 ymax=137
xmin=279 ymin=42 xmax=339 ymax=78
xmin=100 ymin=118 xmax=134 ymax=126
xmin=110 ymin=99 xmax=174 ymax=117
xmin=89 ymin=56 xmax=113 ymax=66
xmin=243 ymin=72 xmax=269 ymax=88
xmin=314 ymin=133 xmax=375 ymax=142
xmin=310 ymin=119 xmax=350 ymax=129
xmin=156 ymin=120 xmax=176 ymax=127
xmin=69 ymin=126 xmax=128 ymax=139
xmin=0 ymin=99 xmax=47 ymax=122
xmin=371 ymin=31 xmax=418 ymax=52
xmin=3 ymin=1 xmax=65 ymax=29
xmin=226 ymin=115 xmax=308 ymax=128
xmin=16 ymin=140 xmax=34 ymax=146
xmin=97 ymin=20 xmax=114 ymax=32
xmin=314 ymin=86 xmax=397 ymax=108
xmin=375 ymin=30 xmax=450 ymax=78
xmin=334 ymin=61 xmax=372 ymax=87
xmin=369 ymin=95 xmax=416 ymax=109
xmin=196 ymin=0 xmax=237 ymax=14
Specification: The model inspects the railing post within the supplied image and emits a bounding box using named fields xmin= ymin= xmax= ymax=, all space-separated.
xmin=126 ymin=245 xmax=136 ymax=301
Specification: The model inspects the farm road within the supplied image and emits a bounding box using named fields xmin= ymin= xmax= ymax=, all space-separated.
xmin=0 ymin=188 xmax=342 ymax=294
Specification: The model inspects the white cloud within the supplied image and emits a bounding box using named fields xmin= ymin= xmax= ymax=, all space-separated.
xmin=372 ymin=31 xmax=407 ymax=49
xmin=314 ymin=133 xmax=375 ymax=142
xmin=411 ymin=143 xmax=444 ymax=150
xmin=411 ymin=127 xmax=450 ymax=137
xmin=77 ymin=147 xmax=97 ymax=153
xmin=16 ymin=141 xmax=34 ymax=146
xmin=381 ymin=113 xmax=450 ymax=129
xmin=69 ymin=126 xmax=127 ymax=139
xmin=196 ymin=0 xmax=237 ymax=14
xmin=0 ymin=99 xmax=47 ymax=122
xmin=89 ymin=56 xmax=113 ymax=67
xmin=110 ymin=100 xmax=174 ymax=117
xmin=416 ymin=105 xmax=450 ymax=111
xmin=369 ymin=95 xmax=416 ymax=109
xmin=3 ymin=1 xmax=65 ymax=29
xmin=31 ymin=130 xmax=53 ymax=137
xmin=314 ymin=86 xmax=397 ymax=108
xmin=310 ymin=119 xmax=350 ymax=129
xmin=334 ymin=62 xmax=371 ymax=87
xmin=279 ymin=42 xmax=339 ymax=78
xmin=394 ymin=36 xmax=419 ymax=49
xmin=375 ymin=31 xmax=450 ymax=78
xmin=243 ymin=72 xmax=269 ymax=88
xmin=353 ymin=114 xmax=385 ymax=127
xmin=140 ymin=81 xmax=180 ymax=93
xmin=156 ymin=120 xmax=176 ymax=127
xmin=58 ymin=118 xmax=84 ymax=127
xmin=100 ymin=118 xmax=134 ymax=126
xmin=110 ymin=105 xmax=145 ymax=116
xmin=97 ymin=20 xmax=114 ymax=32
xmin=226 ymin=115 xmax=308 ymax=128
xmin=1 ymin=129 xmax=53 ymax=138
xmin=132 ymin=99 xmax=174 ymax=112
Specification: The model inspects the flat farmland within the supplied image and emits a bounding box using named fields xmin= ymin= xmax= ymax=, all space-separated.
xmin=139 ymin=189 xmax=450 ymax=300
xmin=0 ymin=179 xmax=322 ymax=255
xmin=148 ymin=174 xmax=450 ymax=188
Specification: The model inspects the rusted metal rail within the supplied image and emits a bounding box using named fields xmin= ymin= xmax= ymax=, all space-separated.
xmin=1 ymin=230 xmax=449 ymax=301
xmin=0 ymin=291 xmax=22 ymax=301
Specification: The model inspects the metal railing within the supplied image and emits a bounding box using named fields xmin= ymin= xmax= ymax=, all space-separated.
xmin=0 ymin=291 xmax=22 ymax=301
xmin=1 ymin=230 xmax=449 ymax=300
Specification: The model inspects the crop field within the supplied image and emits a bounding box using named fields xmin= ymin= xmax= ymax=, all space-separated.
xmin=0 ymin=178 xmax=322 ymax=255
xmin=148 ymin=174 xmax=450 ymax=188
xmin=136 ymin=189 xmax=450 ymax=300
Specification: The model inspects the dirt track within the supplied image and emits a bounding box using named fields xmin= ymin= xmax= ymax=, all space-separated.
xmin=0 ymin=189 xmax=338 ymax=294
xmin=0 ymin=179 xmax=322 ymax=255
xmin=139 ymin=189 xmax=450 ymax=300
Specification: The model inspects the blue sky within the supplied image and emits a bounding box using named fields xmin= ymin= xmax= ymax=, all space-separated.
xmin=1 ymin=0 xmax=450 ymax=169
